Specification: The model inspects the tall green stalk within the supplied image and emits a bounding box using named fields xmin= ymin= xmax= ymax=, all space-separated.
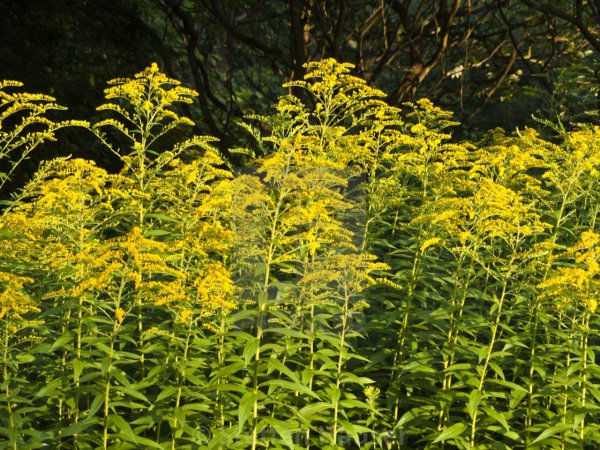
xmin=469 ymin=266 xmax=512 ymax=448
xmin=437 ymin=252 xmax=474 ymax=433
xmin=525 ymin=203 xmax=567 ymax=443
xmin=579 ymin=312 xmax=590 ymax=443
xmin=331 ymin=281 xmax=351 ymax=445
xmin=251 ymin=163 xmax=288 ymax=450
xmin=2 ymin=319 xmax=17 ymax=450
xmin=102 ymin=280 xmax=125 ymax=450
xmin=390 ymin=247 xmax=423 ymax=422
xmin=171 ymin=316 xmax=193 ymax=449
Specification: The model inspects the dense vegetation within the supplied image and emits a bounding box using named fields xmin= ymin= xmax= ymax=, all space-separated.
xmin=0 ymin=59 xmax=599 ymax=449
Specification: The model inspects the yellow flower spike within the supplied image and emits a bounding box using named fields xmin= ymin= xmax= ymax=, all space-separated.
xmin=177 ymin=308 xmax=194 ymax=324
xmin=0 ymin=272 xmax=38 ymax=321
xmin=0 ymin=79 xmax=80 ymax=191
xmin=115 ymin=308 xmax=126 ymax=323
xmin=420 ymin=237 xmax=443 ymax=253
xmin=364 ymin=386 xmax=381 ymax=407
xmin=94 ymin=63 xmax=202 ymax=165
xmin=588 ymin=259 xmax=600 ymax=275
xmin=375 ymin=277 xmax=402 ymax=290
xmin=142 ymin=100 xmax=153 ymax=112
xmin=588 ymin=299 xmax=598 ymax=314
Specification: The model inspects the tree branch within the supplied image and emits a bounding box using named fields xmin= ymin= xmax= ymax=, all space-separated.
xmin=521 ymin=0 xmax=600 ymax=52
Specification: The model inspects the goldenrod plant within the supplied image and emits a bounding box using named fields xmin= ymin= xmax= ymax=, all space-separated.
xmin=0 ymin=81 xmax=87 ymax=196
xmin=1 ymin=60 xmax=600 ymax=449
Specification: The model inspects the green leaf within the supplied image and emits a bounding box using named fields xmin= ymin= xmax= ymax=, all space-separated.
xmin=208 ymin=426 xmax=238 ymax=450
xmin=340 ymin=398 xmax=370 ymax=410
xmin=73 ymin=358 xmax=84 ymax=380
xmin=238 ymin=391 xmax=255 ymax=433
xmin=531 ymin=424 xmax=572 ymax=445
xmin=265 ymin=357 xmax=300 ymax=382
xmin=15 ymin=353 xmax=35 ymax=363
xmin=51 ymin=333 xmax=72 ymax=351
xmin=340 ymin=373 xmax=374 ymax=385
xmin=444 ymin=363 xmax=474 ymax=372
xmin=262 ymin=417 xmax=295 ymax=449
xmin=467 ymin=389 xmax=482 ymax=419
xmin=489 ymin=361 xmax=505 ymax=380
xmin=338 ymin=420 xmax=361 ymax=446
xmin=61 ymin=418 xmax=98 ymax=437
xmin=210 ymin=361 xmax=245 ymax=380
xmin=133 ymin=436 xmax=164 ymax=449
xmin=174 ymin=406 xmax=186 ymax=431
xmin=243 ymin=337 xmax=259 ymax=366
xmin=396 ymin=409 xmax=418 ymax=428
xmin=156 ymin=386 xmax=179 ymax=403
xmin=265 ymin=327 xmax=309 ymax=340
xmin=260 ymin=379 xmax=319 ymax=398
xmin=181 ymin=402 xmax=211 ymax=413
xmin=109 ymin=413 xmax=138 ymax=443
xmin=298 ymin=402 xmax=331 ymax=421
xmin=483 ymin=406 xmax=510 ymax=431
xmin=114 ymin=385 xmax=150 ymax=404
xmin=586 ymin=387 xmax=600 ymax=411
xmin=34 ymin=378 xmax=62 ymax=398
xmin=478 ymin=345 xmax=489 ymax=363
xmin=143 ymin=229 xmax=172 ymax=237
xmin=488 ymin=378 xmax=528 ymax=393
xmin=257 ymin=291 xmax=268 ymax=305
xmin=101 ymin=356 xmax=112 ymax=376
xmin=433 ymin=422 xmax=467 ymax=443
xmin=87 ymin=394 xmax=104 ymax=418
xmin=111 ymin=367 xmax=132 ymax=387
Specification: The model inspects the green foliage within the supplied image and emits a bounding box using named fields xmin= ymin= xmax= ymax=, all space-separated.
xmin=2 ymin=59 xmax=600 ymax=450
xmin=526 ymin=62 xmax=600 ymax=137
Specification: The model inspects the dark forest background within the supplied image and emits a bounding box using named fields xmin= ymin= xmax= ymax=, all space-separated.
xmin=2 ymin=0 xmax=600 ymax=178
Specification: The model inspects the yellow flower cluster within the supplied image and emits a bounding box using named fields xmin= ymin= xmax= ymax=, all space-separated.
xmin=0 ymin=80 xmax=89 ymax=191
xmin=0 ymin=272 xmax=37 ymax=321
xmin=104 ymin=62 xmax=197 ymax=111
xmin=420 ymin=237 xmax=443 ymax=253
xmin=115 ymin=307 xmax=126 ymax=323
xmin=539 ymin=230 xmax=600 ymax=313
xmin=93 ymin=62 xmax=201 ymax=165
xmin=193 ymin=262 xmax=235 ymax=310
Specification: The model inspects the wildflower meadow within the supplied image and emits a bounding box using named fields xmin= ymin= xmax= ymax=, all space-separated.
xmin=0 ymin=60 xmax=599 ymax=449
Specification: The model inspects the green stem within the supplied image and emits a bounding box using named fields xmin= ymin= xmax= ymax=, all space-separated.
xmin=579 ymin=312 xmax=589 ymax=443
xmin=526 ymin=205 xmax=565 ymax=444
xmin=250 ymin=150 xmax=293 ymax=450
xmin=74 ymin=295 xmax=83 ymax=425
xmin=216 ymin=311 xmax=227 ymax=429
xmin=251 ymin=304 xmax=264 ymax=450
xmin=559 ymin=317 xmax=575 ymax=450
xmin=390 ymin=248 xmax=422 ymax=422
xmin=524 ymin=300 xmax=540 ymax=439
xmin=437 ymin=253 xmax=473 ymax=433
xmin=305 ymin=303 xmax=315 ymax=450
xmin=171 ymin=319 xmax=193 ymax=450
xmin=299 ymin=252 xmax=317 ymax=450
xmin=3 ymin=319 xmax=17 ymax=450
xmin=58 ymin=306 xmax=72 ymax=442
xmin=470 ymin=276 xmax=509 ymax=448
xmin=102 ymin=330 xmax=116 ymax=450
xmin=136 ymin=300 xmax=145 ymax=378
xmin=332 ymin=281 xmax=350 ymax=446
xmin=102 ymin=282 xmax=124 ymax=450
